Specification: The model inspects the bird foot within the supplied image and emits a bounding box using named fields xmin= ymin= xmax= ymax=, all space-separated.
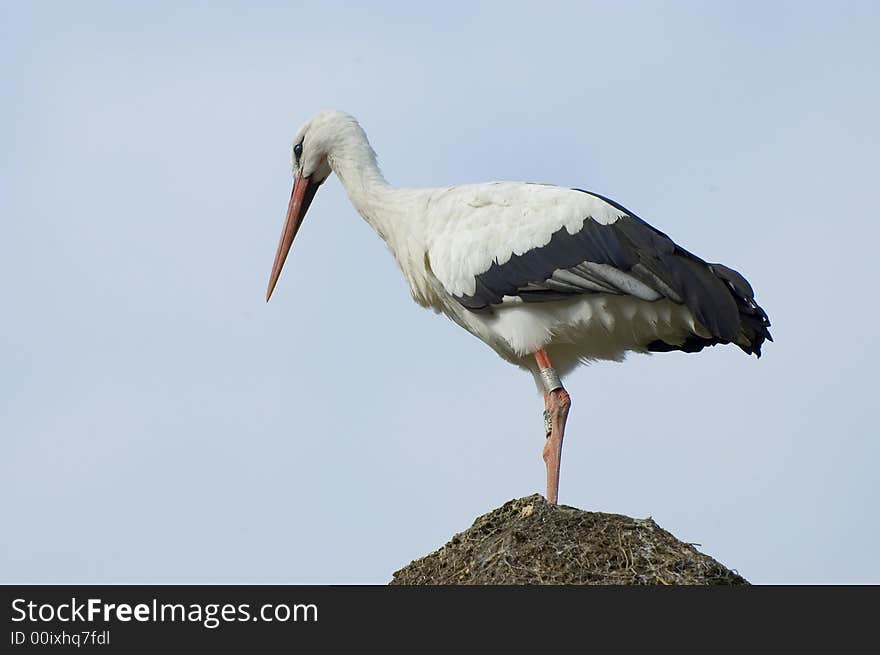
xmin=535 ymin=349 xmax=570 ymax=506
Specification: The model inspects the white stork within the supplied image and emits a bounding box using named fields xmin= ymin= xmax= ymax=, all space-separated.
xmin=266 ymin=110 xmax=771 ymax=505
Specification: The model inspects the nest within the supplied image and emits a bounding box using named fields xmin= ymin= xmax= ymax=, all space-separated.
xmin=391 ymin=494 xmax=747 ymax=585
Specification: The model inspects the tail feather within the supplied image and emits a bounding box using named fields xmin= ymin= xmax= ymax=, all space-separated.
xmin=708 ymin=263 xmax=772 ymax=357
xmin=647 ymin=258 xmax=771 ymax=357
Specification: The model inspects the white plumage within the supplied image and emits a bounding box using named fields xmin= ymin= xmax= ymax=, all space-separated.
xmin=266 ymin=110 xmax=771 ymax=504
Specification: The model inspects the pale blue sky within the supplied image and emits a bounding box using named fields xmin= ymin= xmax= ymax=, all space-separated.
xmin=2 ymin=1 xmax=878 ymax=583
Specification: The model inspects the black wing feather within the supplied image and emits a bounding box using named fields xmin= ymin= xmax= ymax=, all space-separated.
xmin=454 ymin=189 xmax=772 ymax=357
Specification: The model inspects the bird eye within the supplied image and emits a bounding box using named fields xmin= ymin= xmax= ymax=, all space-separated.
xmin=294 ymin=143 xmax=303 ymax=159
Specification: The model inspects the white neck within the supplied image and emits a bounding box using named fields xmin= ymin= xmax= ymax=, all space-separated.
xmin=324 ymin=125 xmax=437 ymax=307
xmin=326 ymin=133 xmax=395 ymax=240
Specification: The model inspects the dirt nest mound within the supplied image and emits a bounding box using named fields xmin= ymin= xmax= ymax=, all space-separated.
xmin=391 ymin=494 xmax=747 ymax=585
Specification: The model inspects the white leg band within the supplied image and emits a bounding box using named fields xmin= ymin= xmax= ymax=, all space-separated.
xmin=539 ymin=367 xmax=563 ymax=394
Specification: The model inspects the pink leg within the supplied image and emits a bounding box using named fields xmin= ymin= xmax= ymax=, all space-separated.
xmin=535 ymin=349 xmax=571 ymax=505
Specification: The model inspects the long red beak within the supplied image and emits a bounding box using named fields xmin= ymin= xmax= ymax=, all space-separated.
xmin=266 ymin=173 xmax=319 ymax=302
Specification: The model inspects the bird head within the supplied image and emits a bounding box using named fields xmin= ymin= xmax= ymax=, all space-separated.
xmin=265 ymin=110 xmax=359 ymax=301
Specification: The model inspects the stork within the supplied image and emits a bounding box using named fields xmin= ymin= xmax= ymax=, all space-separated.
xmin=266 ymin=110 xmax=771 ymax=505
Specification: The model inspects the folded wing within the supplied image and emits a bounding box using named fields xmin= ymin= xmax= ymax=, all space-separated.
xmin=428 ymin=185 xmax=771 ymax=356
